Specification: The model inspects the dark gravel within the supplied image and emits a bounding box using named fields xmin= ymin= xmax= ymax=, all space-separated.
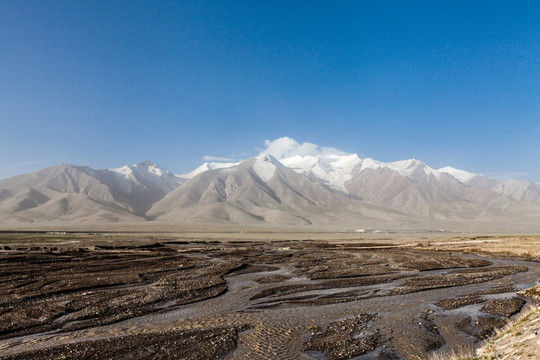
xmin=481 ymin=297 xmax=526 ymax=317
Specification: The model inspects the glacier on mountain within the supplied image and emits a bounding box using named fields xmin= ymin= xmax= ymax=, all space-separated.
xmin=180 ymin=161 xmax=240 ymax=179
xmin=438 ymin=166 xmax=478 ymax=184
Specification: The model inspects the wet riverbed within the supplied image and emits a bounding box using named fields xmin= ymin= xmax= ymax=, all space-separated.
xmin=0 ymin=240 xmax=538 ymax=359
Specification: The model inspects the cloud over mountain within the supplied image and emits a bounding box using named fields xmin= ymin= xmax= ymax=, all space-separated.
xmin=259 ymin=137 xmax=349 ymax=160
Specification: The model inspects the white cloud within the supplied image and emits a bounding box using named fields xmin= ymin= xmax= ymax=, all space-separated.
xmin=202 ymin=155 xmax=235 ymax=162
xmin=259 ymin=136 xmax=349 ymax=159
xmin=199 ymin=137 xmax=349 ymax=166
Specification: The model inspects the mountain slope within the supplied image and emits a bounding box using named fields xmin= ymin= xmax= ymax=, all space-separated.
xmin=0 ymin=164 xmax=139 ymax=224
xmin=0 ymin=162 xmax=185 ymax=224
xmin=1 ymin=145 xmax=539 ymax=231
xmin=148 ymin=156 xmax=412 ymax=227
xmin=344 ymin=166 xmax=532 ymax=221
xmin=103 ymin=161 xmax=186 ymax=215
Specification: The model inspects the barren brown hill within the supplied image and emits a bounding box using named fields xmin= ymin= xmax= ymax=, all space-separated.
xmin=148 ymin=156 xmax=412 ymax=227
xmin=1 ymin=156 xmax=539 ymax=232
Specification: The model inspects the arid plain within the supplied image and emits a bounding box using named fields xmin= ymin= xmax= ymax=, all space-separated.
xmin=0 ymin=230 xmax=539 ymax=360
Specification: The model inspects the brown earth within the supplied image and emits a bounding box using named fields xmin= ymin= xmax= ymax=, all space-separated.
xmin=0 ymin=233 xmax=538 ymax=360
xmin=303 ymin=314 xmax=382 ymax=359
xmin=1 ymin=325 xmax=248 ymax=360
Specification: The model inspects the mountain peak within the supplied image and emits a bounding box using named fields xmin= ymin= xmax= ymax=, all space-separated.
xmin=260 ymin=154 xmax=283 ymax=166
xmin=133 ymin=161 xmax=164 ymax=177
xmin=250 ymin=156 xmax=280 ymax=182
xmin=181 ymin=161 xmax=240 ymax=179
xmin=438 ymin=166 xmax=478 ymax=184
xmin=2 ymin=150 xmax=540 ymax=230
xmin=109 ymin=161 xmax=169 ymax=179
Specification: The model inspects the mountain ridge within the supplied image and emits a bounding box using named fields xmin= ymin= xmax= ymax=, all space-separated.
xmin=1 ymin=149 xmax=539 ymax=231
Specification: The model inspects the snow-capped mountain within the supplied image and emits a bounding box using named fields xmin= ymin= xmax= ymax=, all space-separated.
xmin=0 ymin=138 xmax=539 ymax=230
xmin=0 ymin=161 xmax=185 ymax=224
xmin=101 ymin=161 xmax=186 ymax=215
xmin=280 ymin=154 xmax=362 ymax=192
xmin=438 ymin=166 xmax=479 ymax=184
xmin=281 ymin=155 xmax=445 ymax=190
xmin=175 ymin=153 xmax=445 ymax=193
xmin=109 ymin=161 xmax=183 ymax=194
xmin=191 ymin=148 xmax=540 ymax=211
xmin=179 ymin=161 xmax=240 ymax=180
xmin=148 ymin=155 xmax=411 ymax=227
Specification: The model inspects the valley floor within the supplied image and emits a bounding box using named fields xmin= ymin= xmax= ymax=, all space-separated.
xmin=0 ymin=232 xmax=538 ymax=360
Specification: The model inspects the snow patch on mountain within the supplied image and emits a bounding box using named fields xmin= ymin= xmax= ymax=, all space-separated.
xmin=180 ymin=137 xmax=450 ymax=192
xmin=280 ymin=155 xmax=319 ymax=171
xmin=176 ymin=137 xmax=522 ymax=195
xmin=107 ymin=161 xmax=184 ymax=196
xmin=109 ymin=161 xmax=168 ymax=180
xmin=354 ymin=158 xmax=441 ymax=181
xmin=181 ymin=161 xmax=240 ymax=179
xmin=438 ymin=166 xmax=478 ymax=184
xmin=136 ymin=161 xmax=163 ymax=177
xmin=252 ymin=157 xmax=276 ymax=182
xmin=385 ymin=159 xmax=441 ymax=180
xmin=110 ymin=165 xmax=133 ymax=178
xmin=330 ymin=153 xmax=363 ymax=169
xmin=281 ymin=153 xmax=362 ymax=191
xmin=355 ymin=158 xmax=384 ymax=172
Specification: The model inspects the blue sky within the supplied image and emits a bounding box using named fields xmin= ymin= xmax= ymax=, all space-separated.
xmin=1 ymin=1 xmax=539 ymax=181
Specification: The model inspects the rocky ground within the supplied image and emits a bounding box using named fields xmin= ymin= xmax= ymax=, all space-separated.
xmin=0 ymin=233 xmax=538 ymax=359
xmin=419 ymin=236 xmax=540 ymax=360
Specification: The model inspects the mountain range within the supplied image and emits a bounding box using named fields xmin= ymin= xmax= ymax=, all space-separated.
xmin=1 ymin=148 xmax=539 ymax=231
